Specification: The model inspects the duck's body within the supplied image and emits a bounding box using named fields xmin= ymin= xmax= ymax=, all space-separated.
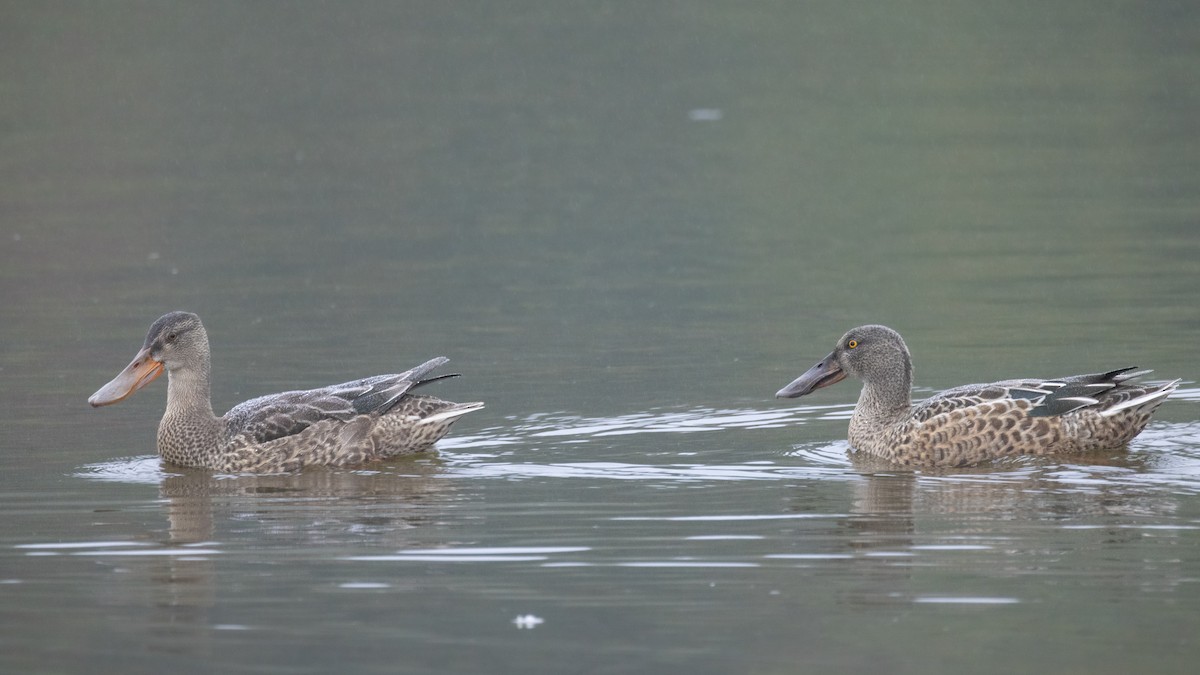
xmin=90 ymin=312 xmax=482 ymax=473
xmin=776 ymin=325 xmax=1177 ymax=467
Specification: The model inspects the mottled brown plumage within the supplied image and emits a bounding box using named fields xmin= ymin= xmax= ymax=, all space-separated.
xmin=776 ymin=325 xmax=1177 ymax=467
xmin=89 ymin=312 xmax=483 ymax=473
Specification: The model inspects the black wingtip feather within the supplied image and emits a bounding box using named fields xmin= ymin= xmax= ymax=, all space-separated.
xmin=411 ymin=372 xmax=461 ymax=389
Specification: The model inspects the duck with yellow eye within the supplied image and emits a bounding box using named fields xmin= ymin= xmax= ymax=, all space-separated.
xmin=776 ymin=325 xmax=1177 ymax=467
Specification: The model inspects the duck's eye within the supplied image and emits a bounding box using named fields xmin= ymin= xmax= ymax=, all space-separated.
xmin=846 ymin=339 xmax=858 ymax=349
xmin=166 ymin=333 xmax=177 ymax=343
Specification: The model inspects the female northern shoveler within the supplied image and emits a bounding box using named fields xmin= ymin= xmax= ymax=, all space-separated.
xmin=89 ymin=311 xmax=483 ymax=473
xmin=775 ymin=325 xmax=1177 ymax=467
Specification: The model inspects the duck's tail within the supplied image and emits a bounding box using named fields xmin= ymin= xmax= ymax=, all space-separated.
xmin=1099 ymin=379 xmax=1179 ymax=418
xmin=417 ymin=401 xmax=485 ymax=425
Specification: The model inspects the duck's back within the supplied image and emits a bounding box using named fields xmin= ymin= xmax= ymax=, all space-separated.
xmin=858 ymin=369 xmax=1177 ymax=467
xmin=205 ymin=358 xmax=481 ymax=472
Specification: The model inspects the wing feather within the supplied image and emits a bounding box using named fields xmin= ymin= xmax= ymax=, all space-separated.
xmin=223 ymin=357 xmax=454 ymax=446
xmin=912 ymin=368 xmax=1173 ymax=421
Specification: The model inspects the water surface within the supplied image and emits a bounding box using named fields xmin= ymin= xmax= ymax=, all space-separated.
xmin=2 ymin=3 xmax=1199 ymax=674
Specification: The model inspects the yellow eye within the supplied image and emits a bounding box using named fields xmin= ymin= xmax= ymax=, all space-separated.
xmin=846 ymin=339 xmax=858 ymax=349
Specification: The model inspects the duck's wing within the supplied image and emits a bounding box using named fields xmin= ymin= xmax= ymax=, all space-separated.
xmin=223 ymin=357 xmax=457 ymax=446
xmin=914 ymin=367 xmax=1175 ymax=421
xmin=908 ymin=380 xmax=1042 ymax=423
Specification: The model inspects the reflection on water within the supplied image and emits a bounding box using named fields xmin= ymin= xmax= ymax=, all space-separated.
xmin=62 ymin=404 xmax=1200 ymax=598
xmin=455 ymin=406 xmax=1200 ymax=498
xmin=79 ymin=402 xmax=1200 ymax=495
xmin=161 ymin=462 xmax=455 ymax=545
xmin=347 ymin=546 xmax=591 ymax=563
xmin=14 ymin=460 xmax=468 ymax=664
xmin=14 ymin=401 xmax=1200 ymax=673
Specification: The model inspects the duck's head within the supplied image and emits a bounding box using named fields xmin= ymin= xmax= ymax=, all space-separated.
xmin=775 ymin=325 xmax=910 ymax=399
xmin=89 ymin=311 xmax=208 ymax=407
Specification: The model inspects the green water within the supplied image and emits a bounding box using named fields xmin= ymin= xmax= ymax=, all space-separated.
xmin=2 ymin=3 xmax=1199 ymax=674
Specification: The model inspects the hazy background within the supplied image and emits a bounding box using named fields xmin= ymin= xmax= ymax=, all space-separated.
xmin=2 ymin=3 xmax=1198 ymax=674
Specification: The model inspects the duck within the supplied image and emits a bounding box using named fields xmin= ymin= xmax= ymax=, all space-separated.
xmin=88 ymin=311 xmax=483 ymax=473
xmin=775 ymin=325 xmax=1177 ymax=467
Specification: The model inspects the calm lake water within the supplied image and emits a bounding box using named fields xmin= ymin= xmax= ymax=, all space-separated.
xmin=3 ymin=3 xmax=1200 ymax=674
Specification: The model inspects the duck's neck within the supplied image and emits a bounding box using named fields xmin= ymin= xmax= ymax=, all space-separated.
xmin=157 ymin=356 xmax=224 ymax=467
xmin=850 ymin=356 xmax=913 ymax=435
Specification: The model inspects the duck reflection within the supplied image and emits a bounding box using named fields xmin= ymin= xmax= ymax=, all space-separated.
xmin=832 ymin=450 xmax=1180 ymax=608
xmin=847 ymin=451 xmax=1165 ymax=520
xmin=136 ymin=458 xmax=455 ymax=657
xmin=158 ymin=458 xmax=453 ymax=544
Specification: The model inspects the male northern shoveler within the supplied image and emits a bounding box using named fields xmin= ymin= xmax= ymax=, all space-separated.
xmin=775 ymin=324 xmax=1177 ymax=467
xmin=89 ymin=311 xmax=483 ymax=473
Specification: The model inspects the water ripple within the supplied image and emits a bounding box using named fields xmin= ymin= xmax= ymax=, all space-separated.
xmin=75 ymin=406 xmax=1200 ymax=495
xmin=441 ymin=403 xmax=850 ymax=450
xmin=440 ymin=460 xmax=855 ymax=482
xmin=912 ymin=596 xmax=1020 ymax=605
xmin=76 ymin=456 xmax=181 ymax=485
xmin=344 ymin=546 xmax=589 ymax=563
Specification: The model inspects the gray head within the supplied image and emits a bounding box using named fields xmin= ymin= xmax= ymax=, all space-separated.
xmin=140 ymin=311 xmax=208 ymax=372
xmin=89 ymin=311 xmax=209 ymax=407
xmin=776 ymin=325 xmax=911 ymax=398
